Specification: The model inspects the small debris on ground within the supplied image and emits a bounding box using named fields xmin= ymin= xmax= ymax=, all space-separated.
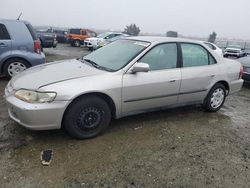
xmin=41 ymin=149 xmax=53 ymax=166
xmin=133 ymin=126 xmax=142 ymax=130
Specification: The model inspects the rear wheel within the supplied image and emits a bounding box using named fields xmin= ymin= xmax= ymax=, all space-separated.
xmin=3 ymin=58 xmax=30 ymax=79
xmin=203 ymin=83 xmax=226 ymax=112
xmin=63 ymin=96 xmax=111 ymax=139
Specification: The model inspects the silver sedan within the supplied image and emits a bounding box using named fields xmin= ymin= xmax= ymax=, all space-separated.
xmin=4 ymin=37 xmax=244 ymax=139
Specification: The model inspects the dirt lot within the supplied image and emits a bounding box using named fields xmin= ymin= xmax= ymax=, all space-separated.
xmin=0 ymin=44 xmax=250 ymax=188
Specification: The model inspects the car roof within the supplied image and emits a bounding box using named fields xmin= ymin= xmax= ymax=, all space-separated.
xmin=127 ymin=36 xmax=201 ymax=44
xmin=0 ymin=19 xmax=30 ymax=25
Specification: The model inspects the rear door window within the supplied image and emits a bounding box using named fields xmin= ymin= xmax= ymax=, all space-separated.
xmin=0 ymin=24 xmax=11 ymax=40
xmin=181 ymin=43 xmax=215 ymax=67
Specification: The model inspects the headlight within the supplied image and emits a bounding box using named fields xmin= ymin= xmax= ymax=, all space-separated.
xmin=14 ymin=89 xmax=56 ymax=103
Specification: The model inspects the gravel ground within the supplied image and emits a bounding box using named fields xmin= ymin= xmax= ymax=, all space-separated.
xmin=0 ymin=44 xmax=249 ymax=188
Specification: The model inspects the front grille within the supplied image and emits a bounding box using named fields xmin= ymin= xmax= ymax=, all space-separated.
xmin=226 ymin=50 xmax=239 ymax=53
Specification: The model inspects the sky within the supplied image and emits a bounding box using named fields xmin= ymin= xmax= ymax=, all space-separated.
xmin=1 ymin=0 xmax=250 ymax=39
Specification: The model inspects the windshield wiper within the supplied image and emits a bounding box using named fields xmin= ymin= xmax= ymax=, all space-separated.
xmin=83 ymin=58 xmax=114 ymax=72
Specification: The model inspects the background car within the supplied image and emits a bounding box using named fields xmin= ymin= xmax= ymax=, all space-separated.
xmin=5 ymin=37 xmax=243 ymax=139
xmin=224 ymin=44 xmax=244 ymax=58
xmin=35 ymin=28 xmax=58 ymax=50
xmin=54 ymin=29 xmax=68 ymax=43
xmin=203 ymin=41 xmax=223 ymax=56
xmin=67 ymin=28 xmax=97 ymax=47
xmin=84 ymin=32 xmax=128 ymax=50
xmin=237 ymin=56 xmax=250 ymax=82
xmin=0 ymin=19 xmax=45 ymax=78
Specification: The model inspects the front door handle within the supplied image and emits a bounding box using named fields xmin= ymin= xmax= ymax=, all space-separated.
xmin=209 ymin=75 xmax=215 ymax=78
xmin=170 ymin=79 xmax=177 ymax=82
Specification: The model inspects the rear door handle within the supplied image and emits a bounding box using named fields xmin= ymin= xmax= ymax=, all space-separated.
xmin=209 ymin=75 xmax=215 ymax=77
xmin=170 ymin=79 xmax=177 ymax=82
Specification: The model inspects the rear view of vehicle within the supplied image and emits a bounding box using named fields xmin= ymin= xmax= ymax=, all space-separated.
xmin=0 ymin=19 xmax=45 ymax=78
xmin=36 ymin=28 xmax=58 ymax=49
xmin=238 ymin=56 xmax=250 ymax=82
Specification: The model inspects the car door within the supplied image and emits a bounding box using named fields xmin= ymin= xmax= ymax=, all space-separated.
xmin=178 ymin=43 xmax=217 ymax=104
xmin=0 ymin=23 xmax=12 ymax=61
xmin=122 ymin=43 xmax=181 ymax=114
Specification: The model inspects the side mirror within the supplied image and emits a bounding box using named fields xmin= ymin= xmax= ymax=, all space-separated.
xmin=131 ymin=63 xmax=150 ymax=73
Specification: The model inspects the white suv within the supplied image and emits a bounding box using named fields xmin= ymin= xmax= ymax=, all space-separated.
xmin=84 ymin=32 xmax=128 ymax=50
xmin=224 ymin=45 xmax=244 ymax=58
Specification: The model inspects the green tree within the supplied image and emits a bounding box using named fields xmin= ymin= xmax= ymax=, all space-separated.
xmin=208 ymin=32 xmax=217 ymax=43
xmin=124 ymin=24 xmax=140 ymax=36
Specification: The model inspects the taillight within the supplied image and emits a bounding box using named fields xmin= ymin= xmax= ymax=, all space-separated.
xmin=34 ymin=40 xmax=41 ymax=54
xmin=239 ymin=66 xmax=244 ymax=78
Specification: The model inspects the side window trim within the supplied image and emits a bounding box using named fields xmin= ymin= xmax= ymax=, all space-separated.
xmin=137 ymin=42 xmax=180 ymax=71
xmin=179 ymin=42 xmax=217 ymax=68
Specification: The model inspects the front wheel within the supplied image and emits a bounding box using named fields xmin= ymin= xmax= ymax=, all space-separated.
xmin=3 ymin=58 xmax=30 ymax=79
xmin=203 ymin=83 xmax=226 ymax=112
xmin=73 ymin=40 xmax=81 ymax=47
xmin=63 ymin=96 xmax=111 ymax=139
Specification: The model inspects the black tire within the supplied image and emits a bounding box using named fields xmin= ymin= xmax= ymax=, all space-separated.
xmin=3 ymin=58 xmax=30 ymax=79
xmin=63 ymin=96 xmax=111 ymax=139
xmin=203 ymin=83 xmax=226 ymax=112
xmin=73 ymin=40 xmax=81 ymax=47
xmin=39 ymin=39 xmax=44 ymax=52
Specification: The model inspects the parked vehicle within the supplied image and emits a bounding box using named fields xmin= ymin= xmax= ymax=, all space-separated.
xmin=67 ymin=28 xmax=97 ymax=47
xmin=84 ymin=32 xmax=128 ymax=50
xmin=0 ymin=19 xmax=45 ymax=78
xmin=5 ymin=37 xmax=243 ymax=139
xmin=36 ymin=28 xmax=57 ymax=49
xmin=224 ymin=44 xmax=244 ymax=58
xmin=203 ymin=41 xmax=223 ymax=56
xmin=54 ymin=29 xmax=68 ymax=43
xmin=237 ymin=56 xmax=250 ymax=82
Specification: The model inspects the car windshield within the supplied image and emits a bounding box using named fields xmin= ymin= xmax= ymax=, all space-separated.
xmin=82 ymin=39 xmax=150 ymax=71
xmin=97 ymin=33 xmax=110 ymax=38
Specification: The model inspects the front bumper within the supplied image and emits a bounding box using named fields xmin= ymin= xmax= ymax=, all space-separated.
xmin=5 ymin=95 xmax=69 ymax=130
xmin=224 ymin=52 xmax=241 ymax=57
xmin=84 ymin=41 xmax=93 ymax=48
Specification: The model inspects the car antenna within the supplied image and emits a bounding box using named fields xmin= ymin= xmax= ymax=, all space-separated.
xmin=17 ymin=13 xmax=22 ymax=20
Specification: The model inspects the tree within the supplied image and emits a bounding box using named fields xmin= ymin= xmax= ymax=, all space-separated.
xmin=124 ymin=24 xmax=140 ymax=36
xmin=166 ymin=31 xmax=178 ymax=37
xmin=208 ymin=32 xmax=217 ymax=43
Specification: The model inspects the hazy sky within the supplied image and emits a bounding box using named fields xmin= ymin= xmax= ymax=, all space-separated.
xmin=1 ymin=0 xmax=250 ymax=39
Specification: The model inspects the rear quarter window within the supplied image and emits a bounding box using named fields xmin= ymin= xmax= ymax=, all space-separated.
xmin=25 ymin=23 xmax=38 ymax=40
xmin=0 ymin=24 xmax=11 ymax=40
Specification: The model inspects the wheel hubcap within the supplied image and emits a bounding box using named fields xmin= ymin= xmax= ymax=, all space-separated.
xmin=77 ymin=106 xmax=103 ymax=130
xmin=8 ymin=62 xmax=27 ymax=77
xmin=75 ymin=41 xmax=80 ymax=47
xmin=210 ymin=88 xmax=225 ymax=109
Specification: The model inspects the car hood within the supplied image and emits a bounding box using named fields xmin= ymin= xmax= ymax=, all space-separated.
xmin=226 ymin=48 xmax=241 ymax=51
xmin=10 ymin=59 xmax=104 ymax=90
